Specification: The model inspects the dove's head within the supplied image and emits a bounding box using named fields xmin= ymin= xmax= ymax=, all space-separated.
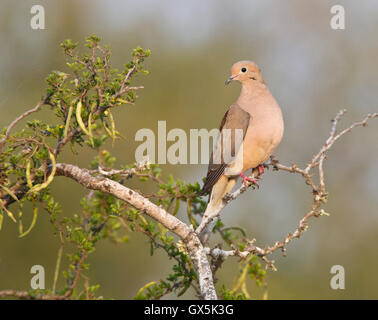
xmin=225 ymin=61 xmax=264 ymax=85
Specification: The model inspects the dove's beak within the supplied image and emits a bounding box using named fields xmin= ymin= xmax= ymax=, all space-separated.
xmin=225 ymin=74 xmax=238 ymax=85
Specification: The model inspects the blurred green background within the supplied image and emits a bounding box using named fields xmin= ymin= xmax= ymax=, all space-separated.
xmin=0 ymin=0 xmax=377 ymax=299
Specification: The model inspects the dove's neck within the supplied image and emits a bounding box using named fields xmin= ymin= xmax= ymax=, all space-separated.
xmin=237 ymin=81 xmax=270 ymax=108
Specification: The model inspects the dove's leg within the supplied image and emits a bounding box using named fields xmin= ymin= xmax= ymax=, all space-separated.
xmin=257 ymin=164 xmax=265 ymax=176
xmin=240 ymin=172 xmax=259 ymax=187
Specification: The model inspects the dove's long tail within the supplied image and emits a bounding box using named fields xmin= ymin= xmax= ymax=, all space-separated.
xmin=199 ymin=176 xmax=236 ymax=244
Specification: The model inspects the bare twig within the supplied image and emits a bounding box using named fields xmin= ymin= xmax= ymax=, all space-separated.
xmin=0 ymin=98 xmax=51 ymax=150
xmin=202 ymin=110 xmax=377 ymax=270
xmin=195 ymin=171 xmax=260 ymax=236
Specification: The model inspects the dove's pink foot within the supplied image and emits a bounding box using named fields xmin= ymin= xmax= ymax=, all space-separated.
xmin=240 ymin=172 xmax=259 ymax=187
xmin=257 ymin=164 xmax=265 ymax=176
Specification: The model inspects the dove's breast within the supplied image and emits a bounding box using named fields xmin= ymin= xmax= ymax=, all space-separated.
xmin=240 ymin=94 xmax=284 ymax=171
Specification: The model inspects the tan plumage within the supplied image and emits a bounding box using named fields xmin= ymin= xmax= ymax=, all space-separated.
xmin=200 ymin=61 xmax=284 ymax=241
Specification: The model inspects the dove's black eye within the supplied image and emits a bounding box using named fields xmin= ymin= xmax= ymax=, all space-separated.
xmin=241 ymin=67 xmax=247 ymax=73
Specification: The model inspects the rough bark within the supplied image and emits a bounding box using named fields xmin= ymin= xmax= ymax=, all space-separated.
xmin=55 ymin=163 xmax=217 ymax=300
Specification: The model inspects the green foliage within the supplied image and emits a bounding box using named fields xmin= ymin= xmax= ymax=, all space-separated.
xmin=220 ymin=286 xmax=247 ymax=300
xmin=0 ymin=33 xmax=149 ymax=221
xmin=219 ymin=255 xmax=267 ymax=300
xmin=0 ymin=35 xmax=151 ymax=299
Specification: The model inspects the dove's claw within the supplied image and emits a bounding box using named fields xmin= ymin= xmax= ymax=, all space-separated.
xmin=240 ymin=172 xmax=259 ymax=188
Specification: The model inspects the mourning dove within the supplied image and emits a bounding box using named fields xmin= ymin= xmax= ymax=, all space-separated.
xmin=200 ymin=61 xmax=284 ymax=241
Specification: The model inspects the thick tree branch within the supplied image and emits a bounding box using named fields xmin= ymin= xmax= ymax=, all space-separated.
xmin=54 ymin=163 xmax=217 ymax=300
